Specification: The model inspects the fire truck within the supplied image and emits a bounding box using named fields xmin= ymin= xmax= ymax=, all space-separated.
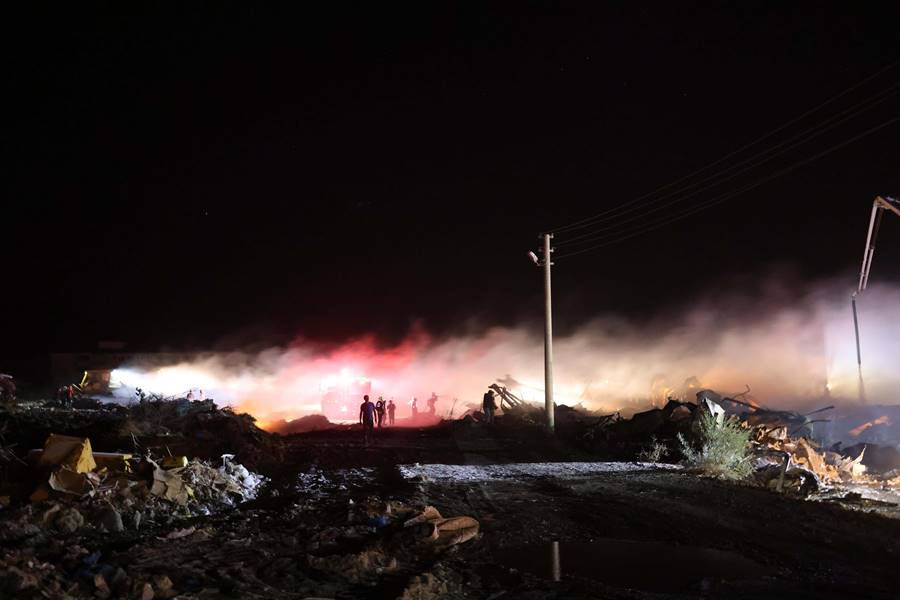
xmin=320 ymin=374 xmax=372 ymax=421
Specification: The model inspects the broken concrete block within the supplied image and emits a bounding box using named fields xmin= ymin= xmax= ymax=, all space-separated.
xmin=151 ymin=574 xmax=174 ymax=599
xmin=140 ymin=582 xmax=155 ymax=600
xmin=40 ymin=505 xmax=62 ymax=529
xmin=98 ymin=506 xmax=124 ymax=532
xmin=94 ymin=573 xmax=111 ymax=599
xmin=54 ymin=507 xmax=84 ymax=534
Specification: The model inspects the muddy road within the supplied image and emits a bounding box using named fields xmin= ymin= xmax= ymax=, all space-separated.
xmin=269 ymin=422 xmax=900 ymax=598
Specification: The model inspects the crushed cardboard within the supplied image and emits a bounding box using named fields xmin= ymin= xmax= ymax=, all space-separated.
xmin=38 ymin=434 xmax=96 ymax=473
xmin=161 ymin=455 xmax=188 ymax=469
xmin=403 ymin=506 xmax=479 ymax=547
xmin=150 ymin=460 xmax=192 ymax=505
xmin=24 ymin=433 xmax=265 ymax=517
xmin=48 ymin=468 xmax=91 ymax=496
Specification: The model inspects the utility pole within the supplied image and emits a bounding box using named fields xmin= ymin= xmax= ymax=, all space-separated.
xmin=542 ymin=233 xmax=555 ymax=432
xmin=527 ymin=233 xmax=555 ymax=432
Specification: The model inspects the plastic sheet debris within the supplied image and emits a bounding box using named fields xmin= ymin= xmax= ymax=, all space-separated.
xmin=696 ymin=393 xmax=726 ymax=427
xmin=163 ymin=526 xmax=196 ymax=539
xmin=219 ymin=454 xmax=266 ymax=500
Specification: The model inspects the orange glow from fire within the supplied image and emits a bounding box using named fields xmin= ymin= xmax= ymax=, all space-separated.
xmin=849 ymin=415 xmax=891 ymax=437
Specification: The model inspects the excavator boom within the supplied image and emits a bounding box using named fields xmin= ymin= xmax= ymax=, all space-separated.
xmin=852 ymin=196 xmax=899 ymax=400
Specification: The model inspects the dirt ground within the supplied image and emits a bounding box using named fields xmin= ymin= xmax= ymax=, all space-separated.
xmin=5 ymin=413 xmax=900 ymax=598
xmin=280 ymin=423 xmax=900 ymax=599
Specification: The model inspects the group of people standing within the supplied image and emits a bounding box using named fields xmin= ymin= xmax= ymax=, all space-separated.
xmin=55 ymin=384 xmax=75 ymax=408
xmin=359 ymin=389 xmax=501 ymax=445
xmin=358 ymin=395 xmax=396 ymax=444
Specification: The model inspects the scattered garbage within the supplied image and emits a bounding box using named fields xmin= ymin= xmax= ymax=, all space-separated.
xmin=2 ymin=396 xmax=283 ymax=470
xmin=23 ymin=432 xmax=267 ymax=515
xmin=3 ymin=385 xmax=900 ymax=598
xmin=0 ymin=424 xmax=270 ymax=598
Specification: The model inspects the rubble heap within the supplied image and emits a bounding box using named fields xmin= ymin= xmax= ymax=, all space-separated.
xmin=0 ymin=397 xmax=283 ymax=471
xmin=0 ymin=431 xmax=268 ymax=599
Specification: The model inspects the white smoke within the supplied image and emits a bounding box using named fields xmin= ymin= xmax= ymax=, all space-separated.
xmin=107 ymin=278 xmax=900 ymax=427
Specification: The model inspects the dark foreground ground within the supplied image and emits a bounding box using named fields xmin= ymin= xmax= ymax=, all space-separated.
xmin=4 ymin=410 xmax=900 ymax=599
xmin=276 ymin=424 xmax=900 ymax=599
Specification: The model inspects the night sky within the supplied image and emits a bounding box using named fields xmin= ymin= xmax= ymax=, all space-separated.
xmin=4 ymin=3 xmax=900 ymax=380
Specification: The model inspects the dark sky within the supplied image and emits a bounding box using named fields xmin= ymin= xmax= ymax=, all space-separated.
xmin=4 ymin=2 xmax=900 ymax=369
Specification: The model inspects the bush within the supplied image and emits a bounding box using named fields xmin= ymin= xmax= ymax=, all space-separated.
xmin=637 ymin=436 xmax=669 ymax=462
xmin=677 ymin=411 xmax=752 ymax=480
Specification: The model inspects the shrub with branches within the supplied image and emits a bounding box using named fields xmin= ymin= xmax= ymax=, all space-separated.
xmin=637 ymin=436 xmax=669 ymax=462
xmin=677 ymin=411 xmax=752 ymax=480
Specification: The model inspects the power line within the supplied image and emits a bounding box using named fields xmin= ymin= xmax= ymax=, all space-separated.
xmin=547 ymin=59 xmax=900 ymax=235
xmin=556 ymin=85 xmax=900 ymax=247
xmin=553 ymin=115 xmax=900 ymax=260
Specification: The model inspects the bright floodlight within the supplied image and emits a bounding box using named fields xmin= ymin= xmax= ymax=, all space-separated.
xmin=528 ymin=251 xmax=540 ymax=265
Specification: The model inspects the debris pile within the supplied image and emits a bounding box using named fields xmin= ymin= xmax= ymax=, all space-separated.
xmin=268 ymin=413 xmax=334 ymax=435
xmin=20 ymin=430 xmax=264 ymax=507
xmin=1 ymin=396 xmax=283 ymax=470
xmin=0 ymin=429 xmax=269 ymax=599
xmin=547 ymin=387 xmax=900 ymax=501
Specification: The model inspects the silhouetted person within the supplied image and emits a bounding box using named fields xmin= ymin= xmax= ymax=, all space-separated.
xmin=359 ymin=394 xmax=376 ymax=445
xmin=375 ymin=397 xmax=386 ymax=428
xmin=483 ymin=389 xmax=498 ymax=424
xmin=427 ymin=392 xmax=438 ymax=416
xmin=387 ymin=400 xmax=396 ymax=425
xmin=411 ymin=397 xmax=418 ymax=421
xmin=57 ymin=385 xmax=70 ymax=408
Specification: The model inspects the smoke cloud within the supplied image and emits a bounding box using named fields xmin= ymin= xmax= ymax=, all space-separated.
xmin=109 ymin=277 xmax=900 ymax=428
